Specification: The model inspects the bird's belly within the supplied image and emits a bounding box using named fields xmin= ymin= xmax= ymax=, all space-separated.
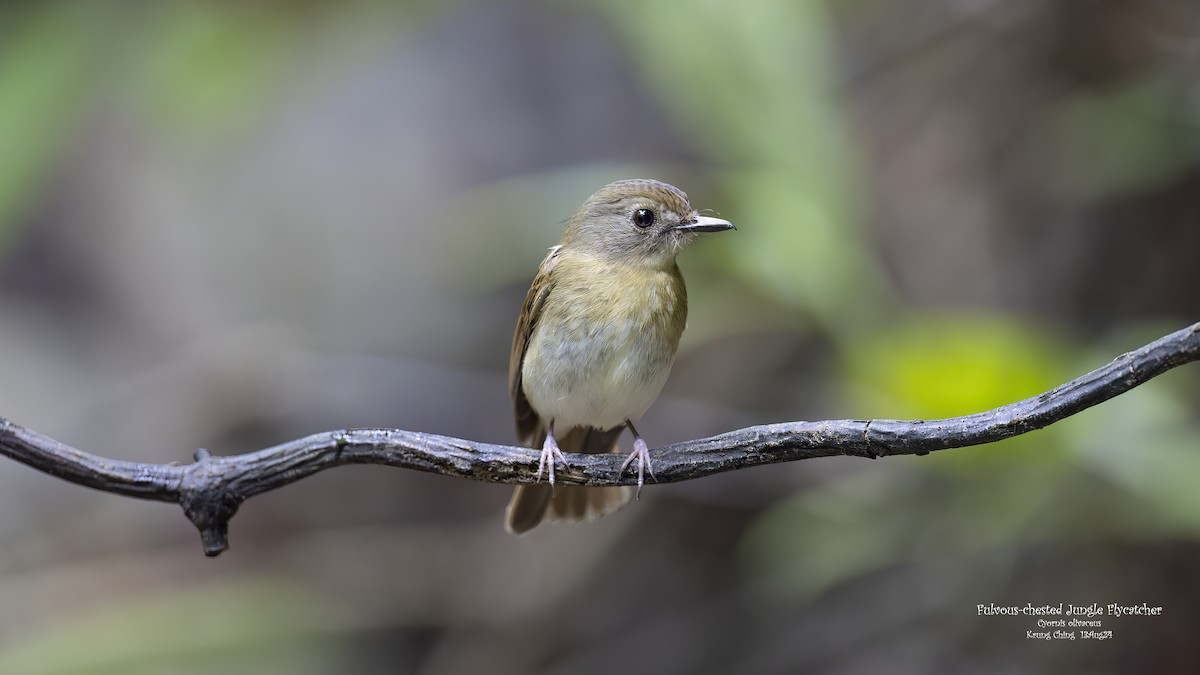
xmin=522 ymin=318 xmax=676 ymax=431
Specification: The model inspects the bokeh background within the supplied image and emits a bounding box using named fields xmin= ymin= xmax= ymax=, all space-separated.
xmin=1 ymin=1 xmax=1198 ymax=673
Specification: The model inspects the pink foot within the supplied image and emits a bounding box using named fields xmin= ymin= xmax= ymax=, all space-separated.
xmin=537 ymin=432 xmax=568 ymax=485
xmin=619 ymin=434 xmax=656 ymax=498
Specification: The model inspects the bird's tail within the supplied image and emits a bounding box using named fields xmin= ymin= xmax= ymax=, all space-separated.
xmin=504 ymin=425 xmax=632 ymax=534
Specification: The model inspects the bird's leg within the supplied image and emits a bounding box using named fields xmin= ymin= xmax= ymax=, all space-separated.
xmin=537 ymin=421 xmax=569 ymax=486
xmin=619 ymin=419 xmax=656 ymax=497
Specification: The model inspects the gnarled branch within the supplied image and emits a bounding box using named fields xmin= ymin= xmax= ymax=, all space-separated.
xmin=2 ymin=322 xmax=1198 ymax=556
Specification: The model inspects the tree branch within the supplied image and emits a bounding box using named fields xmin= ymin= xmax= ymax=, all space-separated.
xmin=2 ymin=322 xmax=1198 ymax=556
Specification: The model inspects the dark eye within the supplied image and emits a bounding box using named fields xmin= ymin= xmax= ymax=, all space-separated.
xmin=632 ymin=208 xmax=656 ymax=228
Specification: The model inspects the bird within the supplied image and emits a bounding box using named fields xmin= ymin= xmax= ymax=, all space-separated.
xmin=505 ymin=178 xmax=734 ymax=533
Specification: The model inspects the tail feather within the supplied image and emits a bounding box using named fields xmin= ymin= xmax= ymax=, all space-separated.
xmin=505 ymin=485 xmax=553 ymax=534
xmin=548 ymin=484 xmax=633 ymax=522
xmin=504 ymin=426 xmax=630 ymax=534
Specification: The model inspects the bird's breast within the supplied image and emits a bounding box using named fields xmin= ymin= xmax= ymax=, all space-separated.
xmin=521 ymin=260 xmax=687 ymax=430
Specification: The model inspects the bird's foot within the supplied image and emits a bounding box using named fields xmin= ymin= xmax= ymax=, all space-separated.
xmin=536 ymin=433 xmax=569 ymax=485
xmin=619 ymin=436 xmax=656 ymax=498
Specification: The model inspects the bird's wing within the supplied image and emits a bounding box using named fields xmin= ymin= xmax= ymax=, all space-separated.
xmin=510 ymin=245 xmax=561 ymax=446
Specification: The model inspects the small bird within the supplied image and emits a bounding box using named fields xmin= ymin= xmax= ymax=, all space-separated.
xmin=505 ymin=179 xmax=734 ymax=533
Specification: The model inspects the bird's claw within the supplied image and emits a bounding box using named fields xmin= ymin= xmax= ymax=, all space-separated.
xmin=536 ymin=435 xmax=569 ymax=486
xmin=619 ymin=437 xmax=656 ymax=498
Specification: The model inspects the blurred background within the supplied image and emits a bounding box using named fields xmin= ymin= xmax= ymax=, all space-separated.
xmin=1 ymin=1 xmax=1198 ymax=673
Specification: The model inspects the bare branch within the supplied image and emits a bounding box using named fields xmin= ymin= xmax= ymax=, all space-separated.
xmin=2 ymin=322 xmax=1198 ymax=556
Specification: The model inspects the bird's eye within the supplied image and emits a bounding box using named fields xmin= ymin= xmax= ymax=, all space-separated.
xmin=632 ymin=208 xmax=656 ymax=229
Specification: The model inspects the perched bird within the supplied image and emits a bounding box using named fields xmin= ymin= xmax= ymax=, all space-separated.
xmin=505 ymin=179 xmax=734 ymax=533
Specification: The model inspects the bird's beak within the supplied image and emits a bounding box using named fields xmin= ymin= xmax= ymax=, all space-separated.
xmin=675 ymin=215 xmax=735 ymax=233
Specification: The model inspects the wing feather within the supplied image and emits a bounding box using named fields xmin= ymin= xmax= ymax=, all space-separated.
xmin=509 ymin=246 xmax=561 ymax=446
